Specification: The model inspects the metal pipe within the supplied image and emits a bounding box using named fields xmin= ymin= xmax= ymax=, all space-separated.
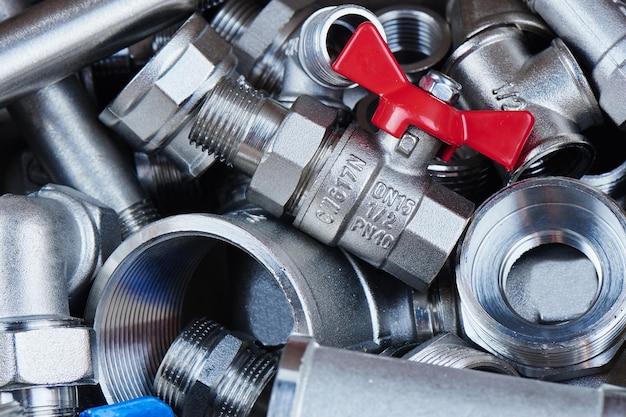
xmin=0 ymin=0 xmax=204 ymax=108
xmin=267 ymin=335 xmax=626 ymax=417
xmin=8 ymin=77 xmax=159 ymax=237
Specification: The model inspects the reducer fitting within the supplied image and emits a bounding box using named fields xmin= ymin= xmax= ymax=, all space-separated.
xmin=525 ymin=0 xmax=626 ymax=129
xmin=190 ymin=74 xmax=474 ymax=291
xmin=457 ymin=177 xmax=626 ymax=379
xmin=444 ymin=24 xmax=603 ymax=183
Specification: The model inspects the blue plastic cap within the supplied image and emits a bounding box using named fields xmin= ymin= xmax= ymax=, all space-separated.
xmin=80 ymin=397 xmax=175 ymax=417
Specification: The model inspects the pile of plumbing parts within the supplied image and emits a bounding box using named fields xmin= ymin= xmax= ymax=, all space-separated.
xmin=5 ymin=0 xmax=626 ymax=416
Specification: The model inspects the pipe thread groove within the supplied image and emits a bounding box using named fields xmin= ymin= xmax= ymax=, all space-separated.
xmin=155 ymin=318 xmax=278 ymax=417
xmin=210 ymin=0 xmax=264 ymax=43
xmin=118 ymin=199 xmax=160 ymax=238
xmin=191 ymin=76 xmax=284 ymax=174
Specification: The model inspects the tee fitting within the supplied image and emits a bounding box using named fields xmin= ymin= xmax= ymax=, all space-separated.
xmin=444 ymin=2 xmax=603 ymax=182
xmin=525 ymin=0 xmax=626 ymax=129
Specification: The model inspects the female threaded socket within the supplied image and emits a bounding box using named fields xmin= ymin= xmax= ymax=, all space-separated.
xmin=155 ymin=318 xmax=278 ymax=417
xmin=190 ymin=76 xmax=287 ymax=176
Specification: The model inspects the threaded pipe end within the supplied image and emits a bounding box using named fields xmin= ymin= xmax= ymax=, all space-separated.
xmin=402 ymin=334 xmax=519 ymax=376
xmin=376 ymin=5 xmax=451 ymax=82
xmin=118 ymin=199 xmax=160 ymax=239
xmin=191 ymin=76 xmax=286 ymax=176
xmin=155 ymin=320 xmax=231 ymax=411
xmin=0 ymin=402 xmax=24 ymax=417
xmin=197 ymin=0 xmax=229 ymax=12
xmin=11 ymin=387 xmax=78 ymax=417
xmin=155 ymin=318 xmax=278 ymax=417
xmin=210 ymin=0 xmax=265 ymax=43
xmin=298 ymin=5 xmax=387 ymax=89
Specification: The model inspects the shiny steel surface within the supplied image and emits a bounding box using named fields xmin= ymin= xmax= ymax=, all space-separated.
xmin=85 ymin=211 xmax=421 ymax=403
xmin=191 ymin=70 xmax=474 ymax=290
xmin=525 ymin=0 xmax=626 ymax=128
xmin=457 ymin=177 xmax=626 ymax=379
xmin=267 ymin=335 xmax=619 ymax=417
xmin=99 ymin=13 xmax=237 ymax=179
xmin=0 ymin=0 xmax=202 ymax=107
xmin=445 ymin=26 xmax=601 ymax=183
xmin=377 ymin=4 xmax=451 ymax=81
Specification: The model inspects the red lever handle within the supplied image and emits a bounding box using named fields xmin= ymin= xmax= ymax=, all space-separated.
xmin=331 ymin=22 xmax=535 ymax=171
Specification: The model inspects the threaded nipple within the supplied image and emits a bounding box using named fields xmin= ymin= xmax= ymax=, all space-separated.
xmin=118 ymin=199 xmax=160 ymax=239
xmin=10 ymin=387 xmax=78 ymax=417
xmin=190 ymin=76 xmax=286 ymax=176
xmin=0 ymin=402 xmax=24 ymax=417
xmin=210 ymin=0 xmax=265 ymax=43
xmin=155 ymin=318 xmax=278 ymax=417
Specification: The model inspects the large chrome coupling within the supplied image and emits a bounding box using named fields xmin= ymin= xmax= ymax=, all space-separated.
xmin=457 ymin=177 xmax=626 ymax=379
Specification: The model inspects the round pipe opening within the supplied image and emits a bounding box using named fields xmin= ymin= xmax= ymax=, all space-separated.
xmin=457 ymin=177 xmax=626 ymax=378
xmin=377 ymin=6 xmax=451 ymax=81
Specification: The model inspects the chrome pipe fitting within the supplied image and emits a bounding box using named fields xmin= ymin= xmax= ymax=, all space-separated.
xmin=297 ymin=5 xmax=385 ymax=89
xmin=8 ymin=77 xmax=159 ymax=238
xmin=400 ymin=333 xmax=519 ymax=376
xmin=211 ymin=0 xmax=321 ymax=95
xmin=0 ymin=0 xmax=158 ymax=239
xmin=446 ymin=0 xmax=552 ymax=47
xmin=191 ymin=74 xmax=473 ymax=291
xmin=267 ymin=334 xmax=626 ymax=416
xmin=100 ymin=13 xmax=238 ymax=179
xmin=457 ymin=177 xmax=626 ymax=379
xmin=445 ymin=25 xmax=602 ymax=183
xmin=0 ymin=185 xmax=120 ymax=415
xmin=155 ymin=318 xmax=278 ymax=417
xmin=85 ymin=211 xmax=422 ymax=403
xmin=0 ymin=0 xmax=204 ymax=107
xmin=376 ymin=5 xmax=451 ymax=82
xmin=279 ymin=4 xmax=386 ymax=109
xmin=525 ymin=0 xmax=626 ymax=129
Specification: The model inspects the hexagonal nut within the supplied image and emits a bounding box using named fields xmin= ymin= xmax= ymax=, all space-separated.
xmin=383 ymin=181 xmax=473 ymax=291
xmin=181 ymin=334 xmax=244 ymax=417
xmin=247 ymin=95 xmax=338 ymax=217
xmin=100 ymin=13 xmax=237 ymax=154
xmin=418 ymin=70 xmax=462 ymax=105
xmin=234 ymin=0 xmax=317 ymax=75
xmin=0 ymin=326 xmax=94 ymax=390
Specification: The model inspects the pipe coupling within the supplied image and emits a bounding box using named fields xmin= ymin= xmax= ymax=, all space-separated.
xmin=85 ymin=210 xmax=420 ymax=403
xmin=457 ymin=177 xmax=626 ymax=379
